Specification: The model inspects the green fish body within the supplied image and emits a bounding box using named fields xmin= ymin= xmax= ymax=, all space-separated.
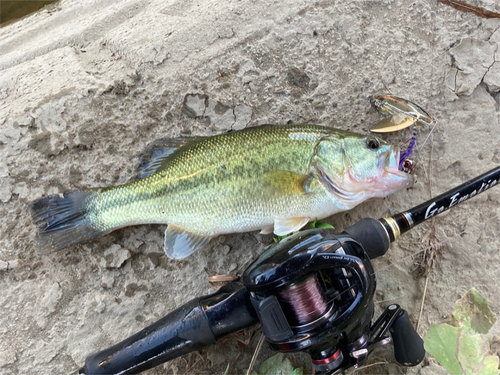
xmin=31 ymin=125 xmax=413 ymax=258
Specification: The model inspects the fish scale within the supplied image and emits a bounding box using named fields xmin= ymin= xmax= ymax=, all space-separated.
xmin=89 ymin=126 xmax=321 ymax=231
xmin=30 ymin=124 xmax=413 ymax=258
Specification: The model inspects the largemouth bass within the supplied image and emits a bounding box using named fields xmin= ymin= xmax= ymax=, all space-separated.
xmin=30 ymin=124 xmax=413 ymax=259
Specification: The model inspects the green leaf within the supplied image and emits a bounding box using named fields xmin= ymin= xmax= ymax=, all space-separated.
xmin=266 ymin=358 xmax=294 ymax=375
xmin=310 ymin=218 xmax=334 ymax=229
xmin=477 ymin=355 xmax=500 ymax=375
xmin=452 ymin=288 xmax=496 ymax=335
xmin=424 ymin=288 xmax=499 ymax=375
xmin=259 ymin=353 xmax=285 ymax=374
xmin=424 ymin=323 xmax=463 ymax=375
xmin=252 ymin=354 xmax=303 ymax=375
xmin=457 ymin=332 xmax=498 ymax=375
xmin=273 ymin=235 xmax=288 ymax=243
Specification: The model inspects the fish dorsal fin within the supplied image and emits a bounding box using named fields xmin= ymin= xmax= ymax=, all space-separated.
xmin=262 ymin=170 xmax=312 ymax=196
xmin=164 ymin=224 xmax=212 ymax=259
xmin=274 ymin=217 xmax=310 ymax=236
xmin=135 ymin=137 xmax=201 ymax=179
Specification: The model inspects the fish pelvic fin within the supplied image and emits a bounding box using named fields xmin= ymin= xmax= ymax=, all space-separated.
xmin=135 ymin=137 xmax=202 ymax=179
xmin=164 ymin=224 xmax=212 ymax=259
xmin=274 ymin=217 xmax=310 ymax=236
xmin=30 ymin=190 xmax=103 ymax=254
xmin=259 ymin=225 xmax=274 ymax=235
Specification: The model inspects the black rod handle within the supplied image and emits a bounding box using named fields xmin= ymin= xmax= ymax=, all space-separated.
xmin=343 ymin=218 xmax=390 ymax=259
xmin=79 ymin=284 xmax=257 ymax=375
xmin=79 ymin=297 xmax=215 ymax=375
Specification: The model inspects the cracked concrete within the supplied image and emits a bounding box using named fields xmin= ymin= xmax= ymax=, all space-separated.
xmin=449 ymin=37 xmax=497 ymax=96
xmin=1 ymin=1 xmax=500 ymax=374
xmin=447 ymin=26 xmax=500 ymax=96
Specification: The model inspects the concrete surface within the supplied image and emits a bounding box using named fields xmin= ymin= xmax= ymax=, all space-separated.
xmin=1 ymin=0 xmax=499 ymax=374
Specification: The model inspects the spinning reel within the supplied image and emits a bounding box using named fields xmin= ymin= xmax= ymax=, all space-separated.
xmin=79 ymin=166 xmax=500 ymax=375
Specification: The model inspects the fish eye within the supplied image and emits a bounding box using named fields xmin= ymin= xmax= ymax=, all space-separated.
xmin=366 ymin=138 xmax=380 ymax=150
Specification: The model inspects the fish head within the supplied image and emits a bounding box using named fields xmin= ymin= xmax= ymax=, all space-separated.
xmin=315 ymin=133 xmax=414 ymax=204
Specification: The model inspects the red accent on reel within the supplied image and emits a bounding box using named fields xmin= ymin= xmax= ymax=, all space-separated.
xmin=312 ymin=348 xmax=341 ymax=364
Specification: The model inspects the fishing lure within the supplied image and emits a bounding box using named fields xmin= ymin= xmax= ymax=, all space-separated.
xmin=401 ymin=159 xmax=417 ymax=174
xmin=370 ymin=95 xmax=435 ymax=133
xmin=399 ymin=125 xmax=417 ymax=171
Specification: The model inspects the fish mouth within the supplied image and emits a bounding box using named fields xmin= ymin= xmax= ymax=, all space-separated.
xmin=382 ymin=146 xmax=414 ymax=189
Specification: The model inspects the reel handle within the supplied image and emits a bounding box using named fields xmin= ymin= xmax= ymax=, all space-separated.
xmin=390 ymin=309 xmax=425 ymax=366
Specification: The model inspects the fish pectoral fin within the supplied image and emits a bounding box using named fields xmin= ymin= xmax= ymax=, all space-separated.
xmin=135 ymin=137 xmax=203 ymax=179
xmin=262 ymin=170 xmax=312 ymax=195
xmin=164 ymin=225 xmax=212 ymax=259
xmin=274 ymin=217 xmax=310 ymax=236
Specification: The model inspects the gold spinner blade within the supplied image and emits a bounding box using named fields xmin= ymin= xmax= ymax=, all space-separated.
xmin=370 ymin=95 xmax=435 ymax=133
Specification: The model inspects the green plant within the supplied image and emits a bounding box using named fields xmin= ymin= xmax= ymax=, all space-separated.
xmin=424 ymin=288 xmax=499 ymax=375
xmin=248 ymin=353 xmax=303 ymax=375
xmin=273 ymin=218 xmax=333 ymax=243
xmin=310 ymin=218 xmax=334 ymax=229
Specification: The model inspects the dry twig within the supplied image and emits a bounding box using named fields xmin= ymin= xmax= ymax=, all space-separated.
xmin=439 ymin=0 xmax=500 ymax=19
xmin=246 ymin=333 xmax=266 ymax=375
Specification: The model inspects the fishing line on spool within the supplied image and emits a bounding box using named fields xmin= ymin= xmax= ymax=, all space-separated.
xmin=276 ymin=275 xmax=330 ymax=326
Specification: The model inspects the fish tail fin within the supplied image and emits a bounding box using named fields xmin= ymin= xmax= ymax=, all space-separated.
xmin=30 ymin=190 xmax=104 ymax=254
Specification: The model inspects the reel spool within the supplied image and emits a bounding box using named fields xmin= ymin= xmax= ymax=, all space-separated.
xmin=275 ymin=275 xmax=329 ymax=327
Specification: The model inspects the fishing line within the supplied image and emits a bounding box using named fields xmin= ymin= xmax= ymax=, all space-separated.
xmin=276 ymin=275 xmax=329 ymax=326
xmin=418 ymin=119 xmax=438 ymax=153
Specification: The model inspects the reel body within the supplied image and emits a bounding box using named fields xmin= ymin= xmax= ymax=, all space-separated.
xmin=243 ymin=229 xmax=423 ymax=373
xmin=243 ymin=230 xmax=375 ymax=366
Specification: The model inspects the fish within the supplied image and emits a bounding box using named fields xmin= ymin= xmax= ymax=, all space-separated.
xmin=30 ymin=124 xmax=414 ymax=259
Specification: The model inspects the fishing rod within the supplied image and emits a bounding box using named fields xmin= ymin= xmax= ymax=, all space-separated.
xmin=79 ymin=165 xmax=500 ymax=375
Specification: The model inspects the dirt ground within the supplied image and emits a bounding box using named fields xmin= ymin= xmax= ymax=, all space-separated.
xmin=1 ymin=0 xmax=499 ymax=374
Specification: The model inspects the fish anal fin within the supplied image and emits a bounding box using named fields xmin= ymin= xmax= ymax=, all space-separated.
xmin=274 ymin=217 xmax=309 ymax=236
xmin=164 ymin=224 xmax=212 ymax=259
xmin=135 ymin=137 xmax=201 ymax=179
xmin=263 ymin=170 xmax=312 ymax=196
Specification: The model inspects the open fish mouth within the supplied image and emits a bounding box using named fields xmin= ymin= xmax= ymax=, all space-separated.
xmin=382 ymin=147 xmax=414 ymax=188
